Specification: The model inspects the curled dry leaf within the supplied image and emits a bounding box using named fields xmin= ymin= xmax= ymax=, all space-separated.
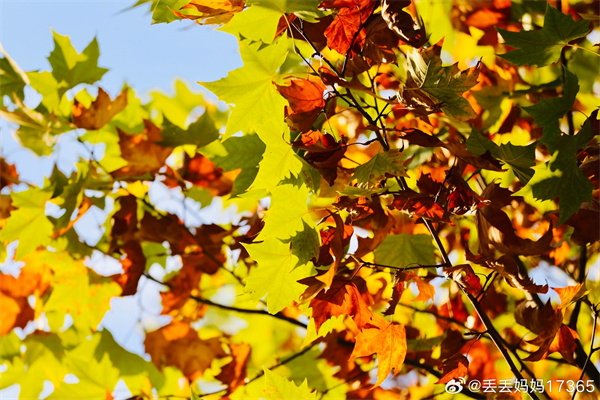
xmin=444 ymin=264 xmax=482 ymax=295
xmin=476 ymin=182 xmax=553 ymax=257
xmin=466 ymin=252 xmax=549 ymax=294
xmin=380 ymin=0 xmax=426 ymax=47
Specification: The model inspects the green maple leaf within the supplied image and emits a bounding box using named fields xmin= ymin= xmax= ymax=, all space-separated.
xmin=222 ymin=0 xmax=324 ymax=43
xmin=48 ymin=31 xmax=108 ymax=97
xmin=466 ymin=128 xmax=536 ymax=183
xmin=2 ymin=187 xmax=54 ymax=259
xmin=352 ymin=149 xmax=408 ymax=187
xmin=263 ymin=368 xmax=318 ymax=400
xmin=283 ymin=219 xmax=320 ymax=267
xmin=50 ymin=163 xmax=90 ymax=230
xmin=375 ymin=234 xmax=437 ymax=268
xmin=201 ymin=133 xmax=266 ymax=196
xmin=520 ymin=112 xmax=597 ymax=224
xmin=159 ymin=113 xmax=219 ymax=148
xmin=200 ymin=37 xmax=288 ymax=140
xmin=497 ymin=5 xmax=590 ymax=67
xmin=522 ymin=69 xmax=579 ymax=148
xmin=257 ymin=184 xmax=316 ymax=243
xmin=405 ymin=46 xmax=480 ymax=120
xmin=251 ymin=129 xmax=305 ymax=191
xmin=244 ymin=239 xmax=314 ymax=314
xmin=0 ymin=45 xmax=28 ymax=107
xmin=151 ymin=79 xmax=208 ymax=127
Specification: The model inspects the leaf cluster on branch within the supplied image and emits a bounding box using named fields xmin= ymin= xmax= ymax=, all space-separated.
xmin=1 ymin=0 xmax=599 ymax=399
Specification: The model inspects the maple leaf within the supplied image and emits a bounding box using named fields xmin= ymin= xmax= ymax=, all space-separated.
xmin=182 ymin=153 xmax=232 ymax=196
xmin=350 ymin=315 xmax=408 ymax=387
xmin=466 ymin=128 xmax=536 ymax=184
xmin=0 ymin=254 xmax=53 ymax=334
xmin=515 ymin=301 xmax=572 ymax=362
xmin=144 ymin=320 xmax=226 ymax=380
xmin=400 ymin=129 xmax=503 ymax=172
xmin=466 ymin=253 xmax=548 ymax=294
xmin=522 ymin=69 xmax=579 ymax=146
xmin=476 ymin=182 xmax=553 ymax=257
xmin=392 ymin=189 xmax=449 ymax=222
xmin=402 ymin=44 xmax=481 ymax=121
xmin=0 ymin=158 xmax=19 ymax=188
xmin=292 ymin=130 xmax=347 ymax=185
xmin=0 ymin=292 xmax=34 ymax=334
xmin=375 ymin=233 xmax=437 ymax=269
xmin=554 ymin=283 xmax=588 ymax=309
xmin=352 ymin=149 xmax=408 ymax=187
xmin=437 ymin=353 xmax=469 ymax=384
xmin=314 ymin=213 xmax=353 ymax=288
xmin=322 ymin=0 xmax=377 ymax=56
xmin=380 ymin=0 xmax=426 ymax=48
xmin=111 ymin=120 xmax=173 ymax=179
xmin=72 ymin=88 xmax=127 ymax=130
xmin=497 ymin=5 xmax=590 ymax=67
xmin=216 ymin=343 xmax=251 ymax=395
xmin=158 ymin=113 xmax=219 ymax=148
xmin=2 ymin=187 xmax=54 ymax=260
xmin=160 ymin=260 xmax=205 ymax=315
xmin=275 ymin=78 xmax=327 ymax=132
xmin=262 ymin=368 xmax=318 ymax=400
xmin=244 ymin=238 xmax=314 ymax=314
xmin=200 ymin=37 xmax=288 ymax=140
xmin=309 ymin=276 xmax=373 ymax=333
xmin=174 ymin=0 xmax=245 ymax=25
xmin=48 ymin=31 xmax=108 ymax=97
xmin=113 ymin=240 xmax=146 ymax=296
xmin=201 ymin=133 xmax=265 ymax=196
xmin=444 ymin=264 xmax=482 ymax=295
xmin=522 ymin=109 xmax=597 ymax=225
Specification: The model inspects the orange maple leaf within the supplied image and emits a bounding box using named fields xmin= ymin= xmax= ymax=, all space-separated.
xmin=554 ymin=283 xmax=588 ymax=309
xmin=322 ymin=0 xmax=377 ymax=56
xmin=0 ymin=158 xmax=19 ymax=188
xmin=0 ymin=254 xmax=53 ymax=334
xmin=275 ymin=78 xmax=327 ymax=132
xmin=309 ymin=276 xmax=373 ymax=332
xmin=112 ymin=120 xmax=173 ymax=179
xmin=72 ymin=88 xmax=127 ymax=130
xmin=215 ymin=343 xmax=251 ymax=395
xmin=436 ymin=353 xmax=469 ymax=384
xmin=113 ymin=240 xmax=146 ymax=296
xmin=144 ymin=320 xmax=226 ymax=380
xmin=350 ymin=315 xmax=407 ymax=387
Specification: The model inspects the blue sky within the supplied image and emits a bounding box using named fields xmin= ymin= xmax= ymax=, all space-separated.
xmin=0 ymin=1 xmax=241 ymax=95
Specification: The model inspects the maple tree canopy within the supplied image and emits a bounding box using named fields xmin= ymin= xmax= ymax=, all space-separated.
xmin=1 ymin=1 xmax=600 ymax=399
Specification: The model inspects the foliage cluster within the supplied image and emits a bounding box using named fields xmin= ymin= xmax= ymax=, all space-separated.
xmin=1 ymin=0 xmax=599 ymax=399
